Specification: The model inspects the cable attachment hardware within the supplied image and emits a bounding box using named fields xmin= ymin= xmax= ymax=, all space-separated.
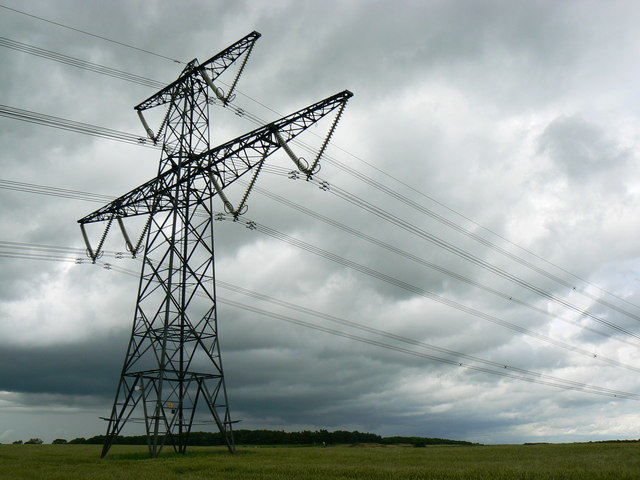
xmin=288 ymin=170 xmax=300 ymax=180
xmin=154 ymin=103 xmax=173 ymax=142
xmin=200 ymin=69 xmax=226 ymax=102
xmin=136 ymin=110 xmax=157 ymax=144
xmin=210 ymin=171 xmax=237 ymax=215
xmin=210 ymin=159 xmax=265 ymax=220
xmin=318 ymin=181 xmax=330 ymax=191
xmin=231 ymin=158 xmax=265 ymax=220
xmin=231 ymin=206 xmax=248 ymax=221
xmin=80 ymin=217 xmax=113 ymax=264
xmin=214 ymin=213 xmax=226 ymax=221
xmin=223 ymin=39 xmax=257 ymax=106
xmin=133 ymin=216 xmax=152 ymax=254
xmin=274 ymin=130 xmax=310 ymax=173
xmin=245 ymin=221 xmax=257 ymax=230
xmin=306 ymin=100 xmax=347 ymax=179
xmin=118 ymin=216 xmax=151 ymax=258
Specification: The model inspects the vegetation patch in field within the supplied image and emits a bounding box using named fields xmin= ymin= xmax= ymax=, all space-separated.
xmin=1 ymin=443 xmax=640 ymax=479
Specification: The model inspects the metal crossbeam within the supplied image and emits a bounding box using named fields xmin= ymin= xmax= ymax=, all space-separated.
xmin=135 ymin=31 xmax=261 ymax=111
xmin=78 ymin=90 xmax=351 ymax=225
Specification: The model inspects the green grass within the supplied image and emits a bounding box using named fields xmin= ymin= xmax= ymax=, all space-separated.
xmin=1 ymin=442 xmax=638 ymax=479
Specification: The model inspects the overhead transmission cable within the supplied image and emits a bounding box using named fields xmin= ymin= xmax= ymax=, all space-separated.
xmin=217 ymin=298 xmax=639 ymax=400
xmin=0 ymin=178 xmax=114 ymax=203
xmin=0 ymin=37 xmax=165 ymax=89
xmin=256 ymin=167 xmax=640 ymax=334
xmin=283 ymin=139 xmax=640 ymax=319
xmin=298 ymin=174 xmax=640 ymax=328
xmin=2 ymin=36 xmax=640 ymax=357
xmin=324 ymin=141 xmax=640 ymax=313
xmin=1 ymin=15 xmax=634 ymax=315
xmin=0 ymin=105 xmax=159 ymax=148
xmin=2 ymin=174 xmax=638 ymax=351
xmin=3 ymin=99 xmax=638 ymax=337
xmin=2 ymin=35 xmax=636 ymax=322
xmin=242 ymin=180 xmax=639 ymax=348
xmin=0 ymin=240 xmax=638 ymax=401
xmin=0 ymin=4 xmax=184 ymax=64
xmin=2 ymin=104 xmax=639 ymax=347
xmin=3 ymin=10 xmax=639 ymax=405
xmin=215 ymin=214 xmax=640 ymax=372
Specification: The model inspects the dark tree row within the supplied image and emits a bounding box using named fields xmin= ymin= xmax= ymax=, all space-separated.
xmin=63 ymin=429 xmax=475 ymax=446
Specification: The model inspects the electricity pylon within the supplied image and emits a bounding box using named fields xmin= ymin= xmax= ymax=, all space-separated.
xmin=78 ymin=31 xmax=351 ymax=458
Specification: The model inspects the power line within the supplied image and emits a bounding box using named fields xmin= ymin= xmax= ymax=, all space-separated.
xmin=4 ymin=174 xmax=638 ymax=353
xmin=2 ymin=10 xmax=634 ymax=318
xmin=215 ymin=215 xmax=640 ymax=373
xmin=0 ymin=4 xmax=184 ymax=64
xmin=4 ymin=166 xmax=639 ymax=356
xmin=0 ymin=104 xmax=160 ymax=148
xmin=302 ymin=176 xmax=640 ymax=330
xmin=219 ymin=298 xmax=640 ymax=401
xmin=5 ymin=233 xmax=640 ymax=377
xmin=2 ymin=33 xmax=639 ymax=366
xmin=243 ymin=180 xmax=640 ymax=348
xmin=2 ymin=104 xmax=639 ymax=347
xmin=3 ymin=173 xmax=639 ymax=357
xmin=325 ymin=140 xmax=640 ymax=314
xmin=216 ymin=281 xmax=640 ymax=389
xmin=0 ymin=34 xmax=271 ymax=130
xmin=0 ymin=37 xmax=165 ymax=89
xmin=317 ymin=157 xmax=640 ymax=319
xmin=3 ymin=102 xmax=637 ymax=340
xmin=0 ymin=178 xmax=114 ymax=203
xmin=252 ymin=164 xmax=640 ymax=339
xmin=1 ymin=242 xmax=637 ymax=401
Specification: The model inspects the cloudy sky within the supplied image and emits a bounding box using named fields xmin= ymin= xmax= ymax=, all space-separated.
xmin=2 ymin=0 xmax=640 ymax=445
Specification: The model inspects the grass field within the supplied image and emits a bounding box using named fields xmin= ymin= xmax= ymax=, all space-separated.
xmin=1 ymin=442 xmax=639 ymax=479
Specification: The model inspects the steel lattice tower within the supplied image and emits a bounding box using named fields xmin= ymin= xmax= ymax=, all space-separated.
xmin=78 ymin=32 xmax=351 ymax=458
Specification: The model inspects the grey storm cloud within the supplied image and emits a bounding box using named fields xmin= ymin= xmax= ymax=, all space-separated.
xmin=2 ymin=0 xmax=640 ymax=445
xmin=538 ymin=115 xmax=632 ymax=187
xmin=0 ymin=339 xmax=126 ymax=396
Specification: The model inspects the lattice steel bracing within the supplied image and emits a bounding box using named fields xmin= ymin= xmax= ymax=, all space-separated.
xmin=78 ymin=32 xmax=351 ymax=458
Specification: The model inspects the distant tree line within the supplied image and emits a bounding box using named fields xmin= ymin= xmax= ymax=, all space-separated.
xmin=382 ymin=436 xmax=476 ymax=447
xmin=11 ymin=438 xmax=43 ymax=445
xmin=60 ymin=429 xmax=475 ymax=446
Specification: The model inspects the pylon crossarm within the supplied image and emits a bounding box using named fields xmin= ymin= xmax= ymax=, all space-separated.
xmin=189 ymin=88 xmax=352 ymax=193
xmin=77 ymin=90 xmax=352 ymax=224
xmin=77 ymin=172 xmax=173 ymax=224
xmin=135 ymin=31 xmax=261 ymax=112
